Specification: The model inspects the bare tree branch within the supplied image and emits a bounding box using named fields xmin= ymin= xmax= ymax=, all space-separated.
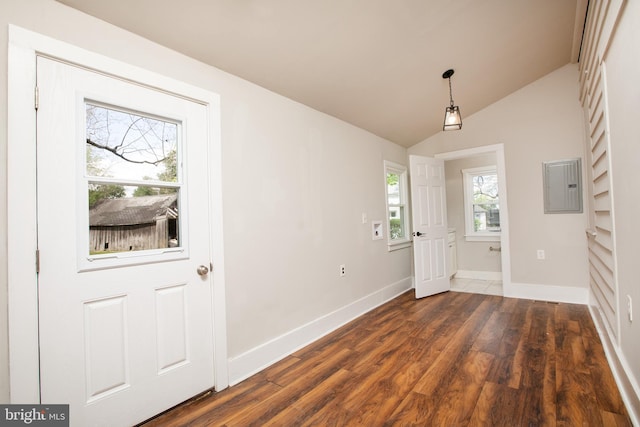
xmin=86 ymin=138 xmax=167 ymax=166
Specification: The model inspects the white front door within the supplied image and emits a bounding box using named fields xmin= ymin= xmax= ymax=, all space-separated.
xmin=409 ymin=155 xmax=450 ymax=298
xmin=37 ymin=56 xmax=215 ymax=426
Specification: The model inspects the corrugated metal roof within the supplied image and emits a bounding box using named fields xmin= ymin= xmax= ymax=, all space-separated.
xmin=89 ymin=194 xmax=178 ymax=226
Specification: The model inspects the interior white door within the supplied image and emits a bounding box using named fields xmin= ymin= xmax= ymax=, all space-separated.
xmin=36 ymin=57 xmax=215 ymax=426
xmin=409 ymin=155 xmax=450 ymax=298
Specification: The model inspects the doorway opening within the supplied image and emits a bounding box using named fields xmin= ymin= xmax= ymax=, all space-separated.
xmin=435 ymin=144 xmax=511 ymax=296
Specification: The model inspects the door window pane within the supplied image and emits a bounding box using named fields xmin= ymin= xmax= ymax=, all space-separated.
xmin=88 ymin=188 xmax=179 ymax=254
xmin=86 ymin=104 xmax=181 ymax=255
xmin=86 ymin=104 xmax=177 ymax=182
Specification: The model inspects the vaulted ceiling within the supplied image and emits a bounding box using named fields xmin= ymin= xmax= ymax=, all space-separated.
xmin=57 ymin=0 xmax=587 ymax=147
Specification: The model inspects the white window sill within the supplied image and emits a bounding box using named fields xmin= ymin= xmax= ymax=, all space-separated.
xmin=388 ymin=239 xmax=412 ymax=251
xmin=464 ymin=234 xmax=501 ymax=242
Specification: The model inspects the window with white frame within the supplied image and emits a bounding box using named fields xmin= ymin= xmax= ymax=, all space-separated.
xmin=384 ymin=161 xmax=410 ymax=249
xmin=462 ymin=166 xmax=501 ymax=241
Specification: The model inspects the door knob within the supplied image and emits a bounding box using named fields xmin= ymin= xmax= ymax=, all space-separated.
xmin=413 ymin=231 xmax=423 ymax=237
xmin=197 ymin=265 xmax=209 ymax=276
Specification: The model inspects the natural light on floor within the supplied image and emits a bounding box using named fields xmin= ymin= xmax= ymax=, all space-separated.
xmin=450 ymin=278 xmax=502 ymax=296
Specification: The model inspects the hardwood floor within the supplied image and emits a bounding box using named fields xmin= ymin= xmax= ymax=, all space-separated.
xmin=141 ymin=291 xmax=631 ymax=426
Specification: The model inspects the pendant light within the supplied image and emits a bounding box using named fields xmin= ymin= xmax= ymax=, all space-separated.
xmin=442 ymin=69 xmax=462 ymax=131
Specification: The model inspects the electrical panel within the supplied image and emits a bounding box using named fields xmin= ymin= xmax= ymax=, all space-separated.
xmin=543 ymin=158 xmax=583 ymax=214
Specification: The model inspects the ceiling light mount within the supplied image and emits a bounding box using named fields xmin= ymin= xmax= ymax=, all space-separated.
xmin=442 ymin=69 xmax=454 ymax=79
xmin=442 ymin=68 xmax=462 ymax=131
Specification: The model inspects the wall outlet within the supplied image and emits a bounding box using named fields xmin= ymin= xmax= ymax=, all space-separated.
xmin=627 ymin=295 xmax=633 ymax=322
xmin=537 ymin=249 xmax=546 ymax=260
xmin=339 ymin=264 xmax=346 ymax=277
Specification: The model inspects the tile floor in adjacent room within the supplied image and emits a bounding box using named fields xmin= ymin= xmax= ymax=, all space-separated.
xmin=450 ymin=277 xmax=503 ymax=296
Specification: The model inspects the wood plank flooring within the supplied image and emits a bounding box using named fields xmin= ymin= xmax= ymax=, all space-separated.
xmin=140 ymin=291 xmax=631 ymax=426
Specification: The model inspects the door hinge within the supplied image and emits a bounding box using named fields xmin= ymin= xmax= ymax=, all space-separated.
xmin=34 ymin=86 xmax=39 ymax=110
xmin=36 ymin=249 xmax=40 ymax=274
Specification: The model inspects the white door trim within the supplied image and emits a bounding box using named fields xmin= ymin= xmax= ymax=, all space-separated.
xmin=434 ymin=143 xmax=512 ymax=296
xmin=7 ymin=25 xmax=228 ymax=403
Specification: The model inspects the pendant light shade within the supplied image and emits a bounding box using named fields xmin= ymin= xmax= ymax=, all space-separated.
xmin=442 ymin=69 xmax=462 ymax=131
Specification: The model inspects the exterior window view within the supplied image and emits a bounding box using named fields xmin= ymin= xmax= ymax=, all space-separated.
xmin=386 ymin=171 xmax=405 ymax=240
xmin=471 ymin=172 xmax=500 ymax=233
xmin=385 ymin=160 xmax=409 ymax=247
xmin=85 ymin=104 xmax=181 ymax=254
xmin=462 ymin=165 xmax=501 ymax=239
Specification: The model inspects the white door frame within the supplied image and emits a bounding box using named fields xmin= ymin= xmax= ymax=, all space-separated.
xmin=7 ymin=25 xmax=228 ymax=403
xmin=434 ymin=143 xmax=512 ymax=295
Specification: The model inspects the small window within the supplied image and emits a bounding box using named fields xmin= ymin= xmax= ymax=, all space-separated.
xmin=85 ymin=103 xmax=182 ymax=256
xmin=462 ymin=166 xmax=501 ymax=241
xmin=384 ymin=161 xmax=410 ymax=250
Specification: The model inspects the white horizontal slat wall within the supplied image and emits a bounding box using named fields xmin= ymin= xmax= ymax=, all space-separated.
xmin=578 ymin=0 xmax=625 ymax=339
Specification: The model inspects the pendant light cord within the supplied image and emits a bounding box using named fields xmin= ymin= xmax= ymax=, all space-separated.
xmin=448 ymin=77 xmax=455 ymax=108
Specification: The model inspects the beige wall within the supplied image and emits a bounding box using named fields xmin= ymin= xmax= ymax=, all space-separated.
xmin=0 ymin=0 xmax=411 ymax=401
xmin=445 ymin=154 xmax=502 ymax=274
xmin=409 ymin=64 xmax=589 ymax=289
xmin=603 ymin=0 xmax=640 ymax=395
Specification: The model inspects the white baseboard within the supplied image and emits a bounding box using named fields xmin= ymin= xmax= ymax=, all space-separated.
xmin=504 ymin=282 xmax=588 ymax=304
xmin=454 ymin=270 xmax=502 ymax=281
xmin=227 ymin=276 xmax=413 ymax=386
xmin=589 ymin=303 xmax=640 ymax=426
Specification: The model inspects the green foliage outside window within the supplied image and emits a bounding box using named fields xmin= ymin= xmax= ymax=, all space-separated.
xmin=390 ymin=218 xmax=403 ymax=239
xmin=88 ymin=184 xmax=126 ymax=208
xmin=385 ymin=162 xmax=408 ymax=244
